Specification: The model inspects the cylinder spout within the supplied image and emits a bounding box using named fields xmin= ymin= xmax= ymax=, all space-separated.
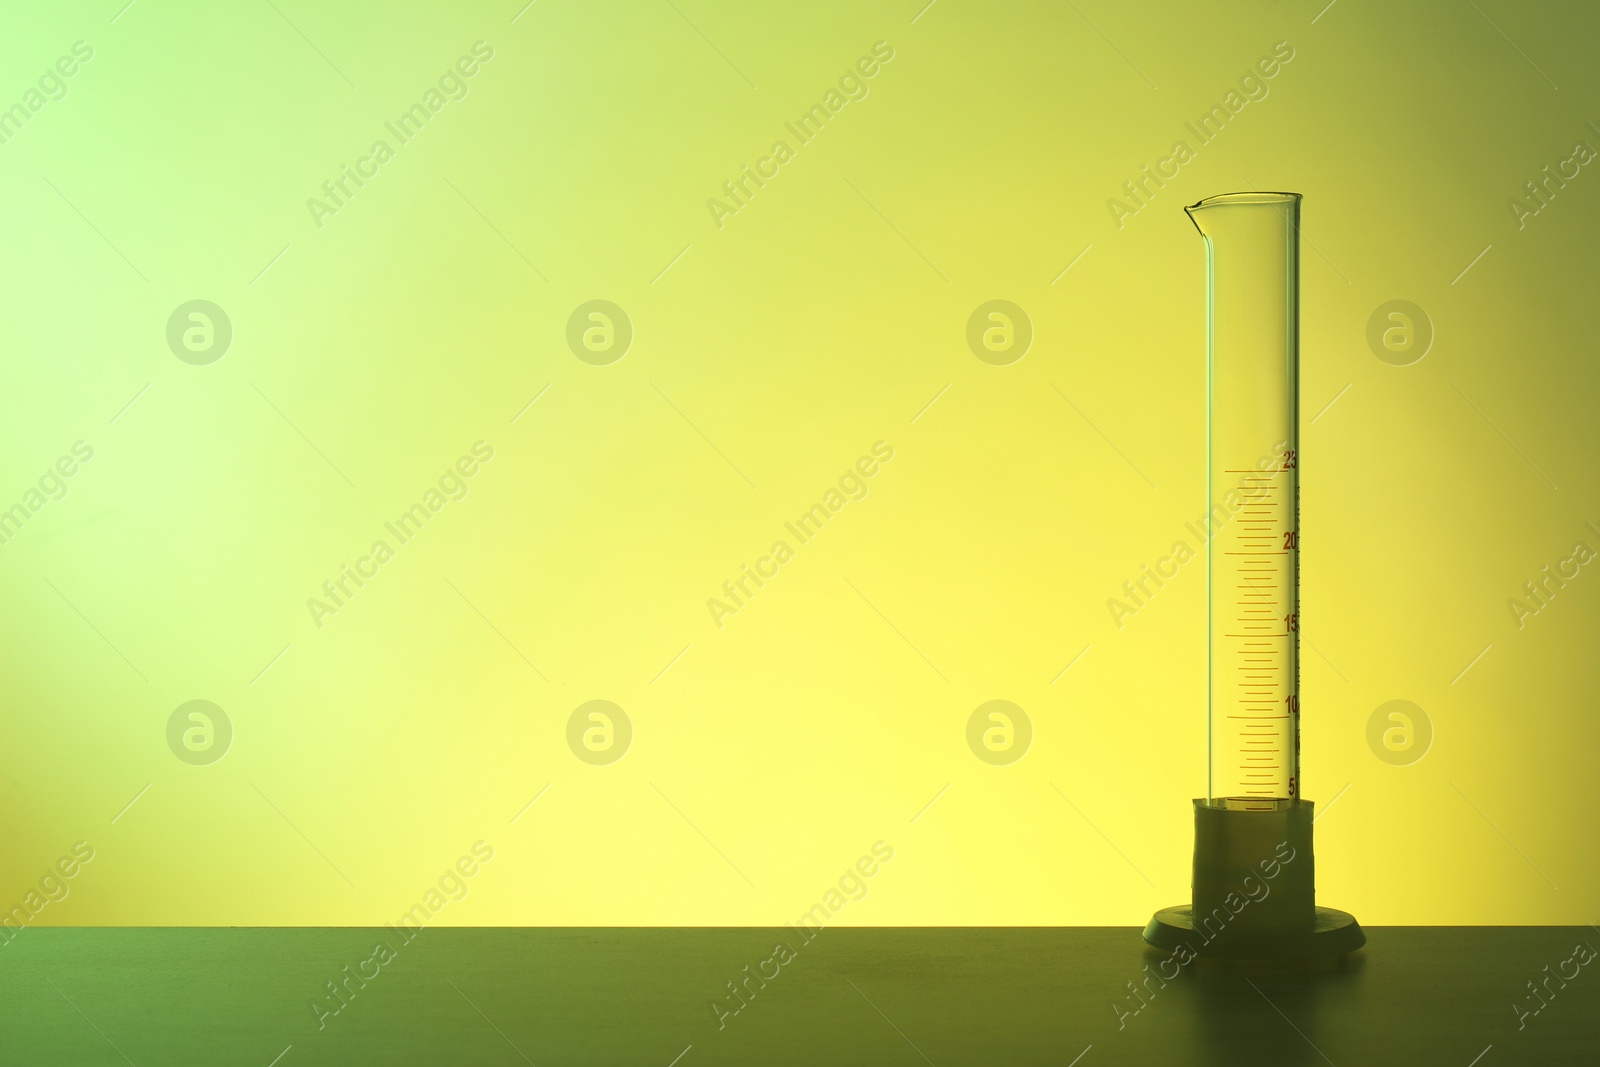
xmin=1184 ymin=190 xmax=1302 ymax=238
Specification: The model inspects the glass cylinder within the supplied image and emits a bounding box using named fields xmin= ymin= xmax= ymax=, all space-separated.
xmin=1186 ymin=192 xmax=1301 ymax=803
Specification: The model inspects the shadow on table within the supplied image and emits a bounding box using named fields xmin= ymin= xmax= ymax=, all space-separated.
xmin=1139 ymin=944 xmax=1369 ymax=1065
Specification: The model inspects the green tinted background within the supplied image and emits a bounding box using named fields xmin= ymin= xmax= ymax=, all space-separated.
xmin=1 ymin=0 xmax=1595 ymax=926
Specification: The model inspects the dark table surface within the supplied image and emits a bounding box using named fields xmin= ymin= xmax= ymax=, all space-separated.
xmin=1 ymin=927 xmax=1595 ymax=1065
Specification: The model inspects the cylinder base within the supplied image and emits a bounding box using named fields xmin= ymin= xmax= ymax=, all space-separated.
xmin=1143 ymin=905 xmax=1364 ymax=960
xmin=1143 ymin=797 xmax=1364 ymax=960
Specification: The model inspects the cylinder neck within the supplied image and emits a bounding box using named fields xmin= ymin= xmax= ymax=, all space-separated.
xmin=1185 ymin=191 xmax=1302 ymax=239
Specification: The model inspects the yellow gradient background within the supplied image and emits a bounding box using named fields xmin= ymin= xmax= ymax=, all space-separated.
xmin=1 ymin=0 xmax=1596 ymax=926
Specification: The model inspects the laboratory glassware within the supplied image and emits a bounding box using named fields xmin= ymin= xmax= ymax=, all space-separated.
xmin=1144 ymin=192 xmax=1363 ymax=960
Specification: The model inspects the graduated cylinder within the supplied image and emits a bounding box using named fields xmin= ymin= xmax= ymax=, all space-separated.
xmin=1145 ymin=191 xmax=1363 ymax=962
